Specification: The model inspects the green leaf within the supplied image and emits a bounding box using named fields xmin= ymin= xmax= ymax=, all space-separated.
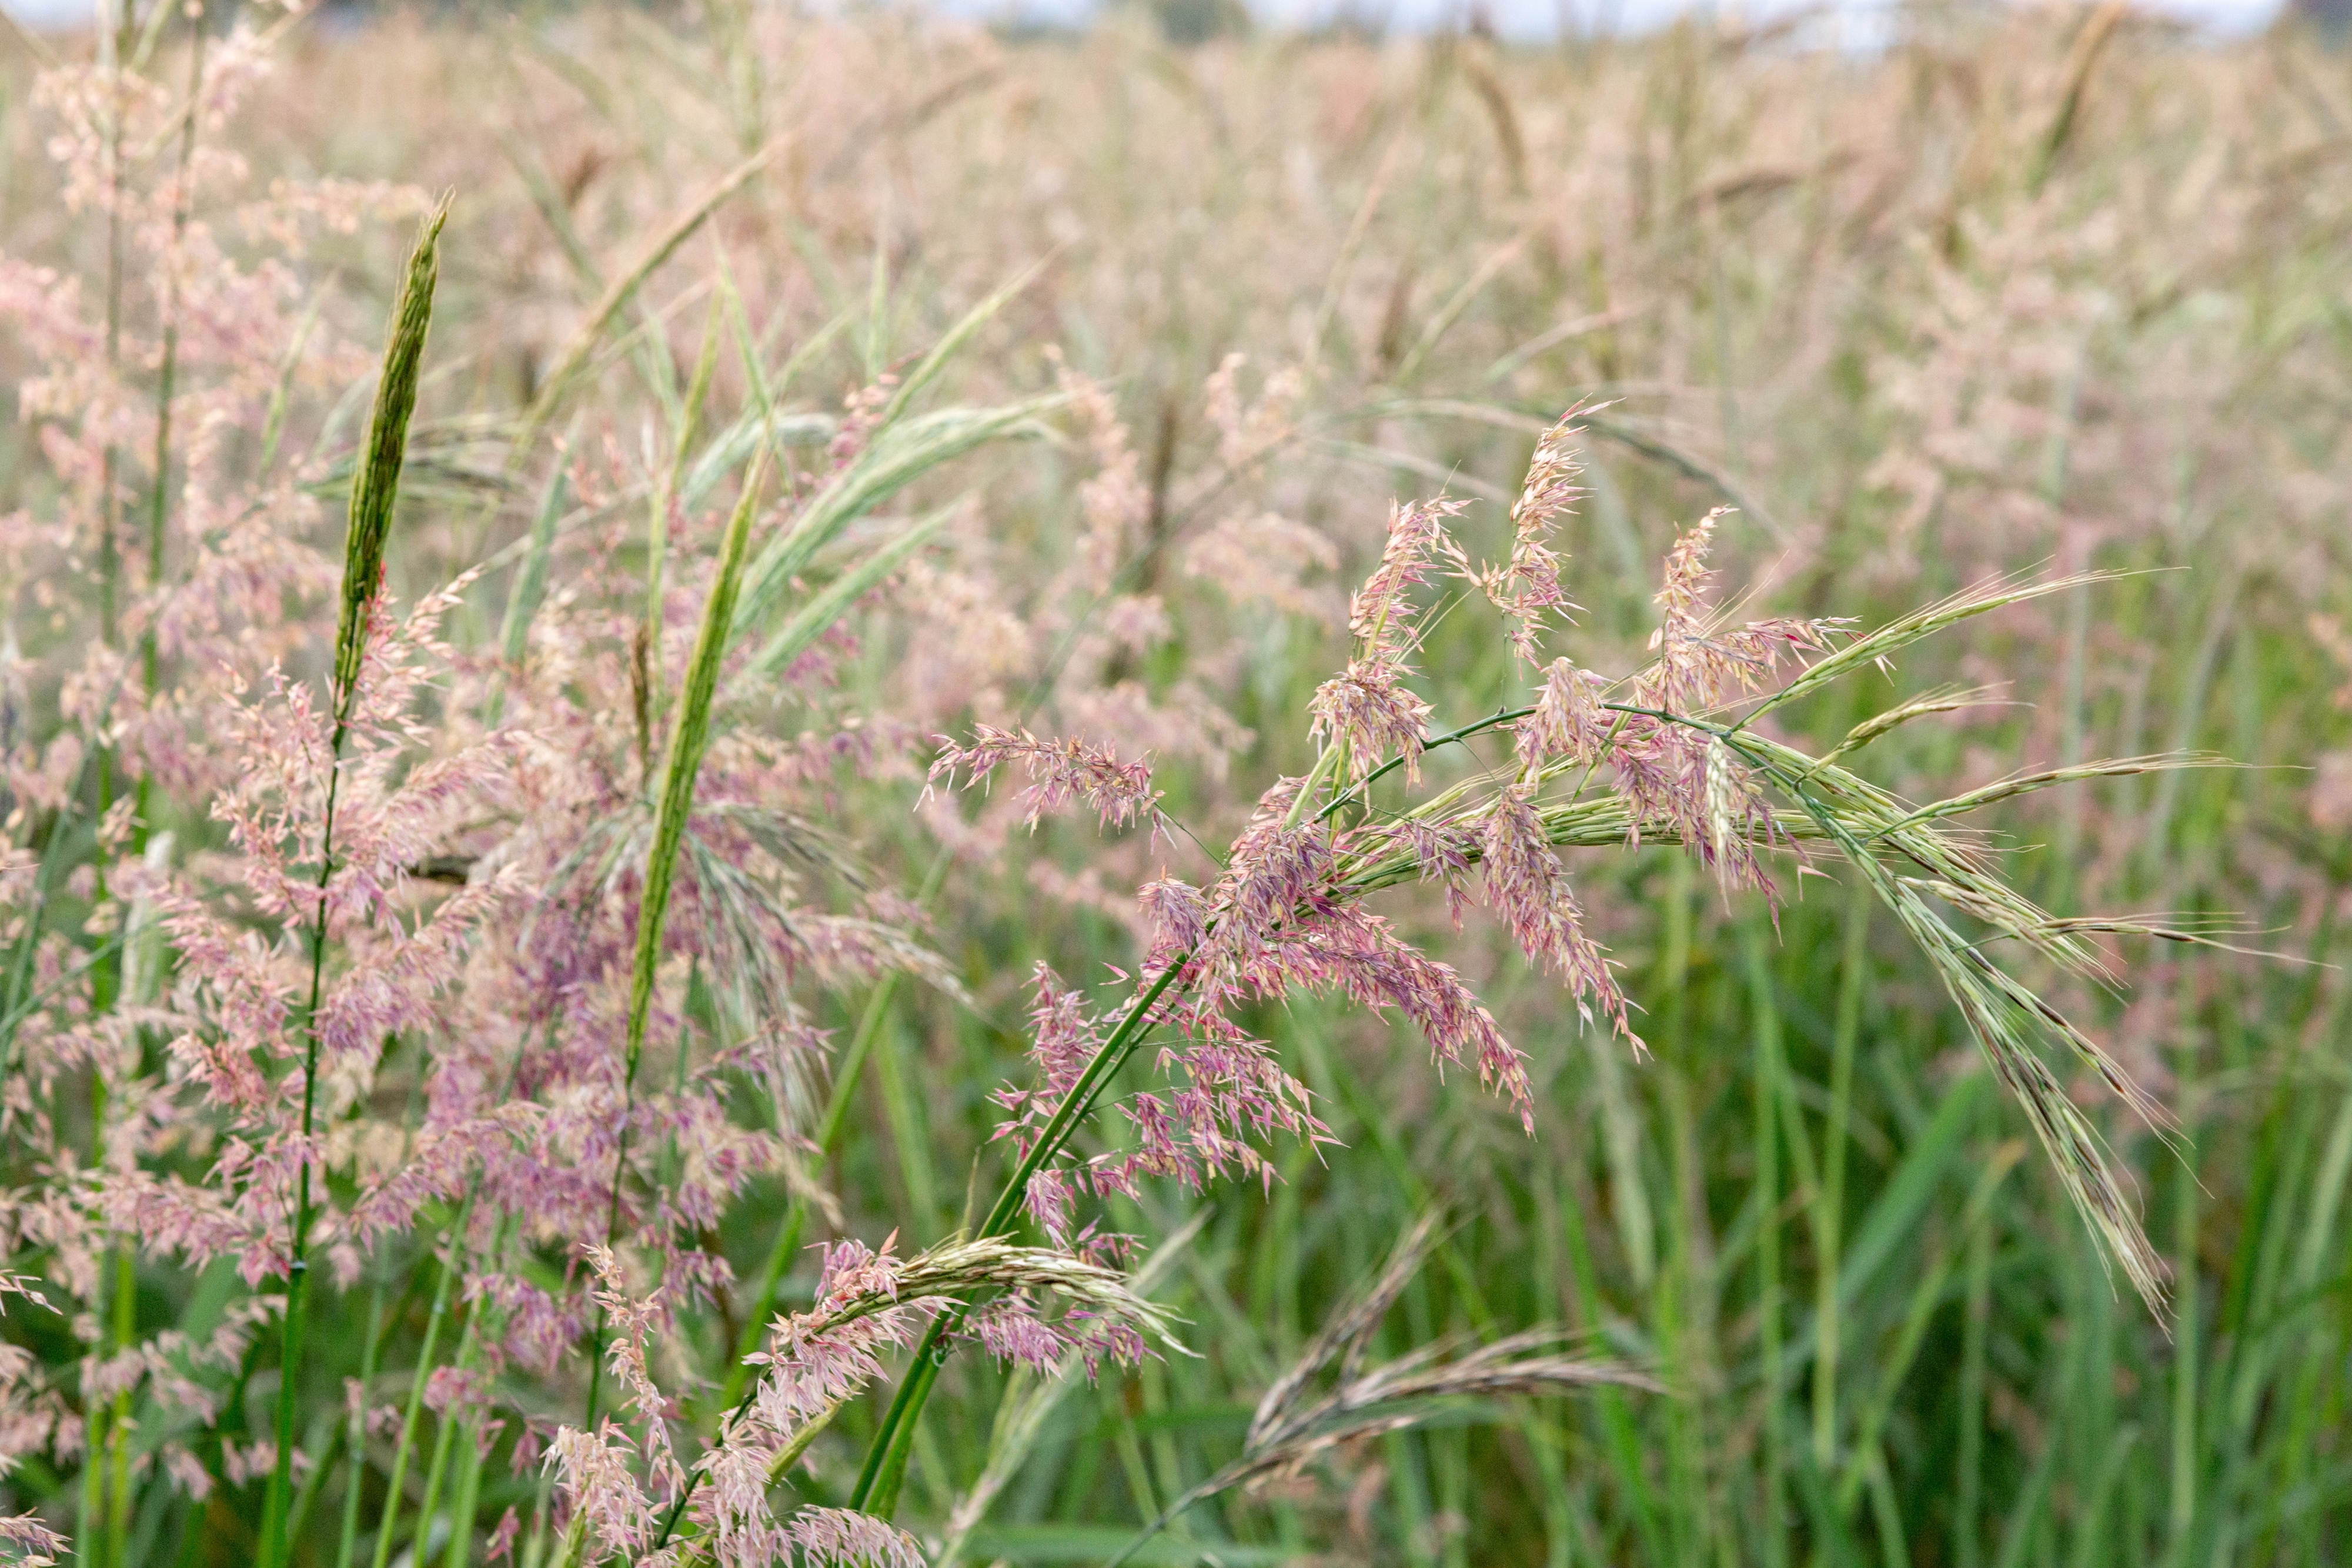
xmin=745 ymin=497 xmax=962 ymax=678
xmin=960 ymin=1525 xmax=1296 ymax=1566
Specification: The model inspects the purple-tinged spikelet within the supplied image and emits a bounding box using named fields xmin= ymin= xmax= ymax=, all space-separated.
xmin=928 ymin=724 xmax=1162 ymax=834
xmin=1484 ymin=407 xmax=1587 ymax=664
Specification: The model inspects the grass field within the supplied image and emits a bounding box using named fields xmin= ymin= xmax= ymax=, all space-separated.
xmin=1 ymin=5 xmax=2349 ymax=1565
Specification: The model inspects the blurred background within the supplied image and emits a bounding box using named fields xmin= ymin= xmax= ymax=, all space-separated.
xmin=0 ymin=0 xmax=2329 ymax=44
xmin=3 ymin=1 xmax=2350 ymax=1564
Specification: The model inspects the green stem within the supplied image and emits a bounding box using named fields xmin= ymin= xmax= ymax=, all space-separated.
xmin=102 ymin=1241 xmax=135 ymax=1566
xmin=258 ymin=708 xmax=353 ymax=1567
xmin=873 ymin=1007 xmax=940 ymax=1238
xmin=2169 ymin=1026 xmax=2200 ymax=1557
xmin=543 ymin=1509 xmax=587 ymax=1568
xmin=409 ymin=1216 xmax=503 ymax=1568
xmin=288 ymin=1416 xmax=347 ymax=1552
xmin=1813 ymin=876 xmax=1870 ymax=1472
xmin=580 ymin=1095 xmax=637 ymax=1430
xmin=1953 ymin=1098 xmax=1997 ymax=1568
xmin=843 ymin=958 xmax=1188 ymax=1518
xmin=407 ymin=1365 xmax=469 ymax=1568
xmin=1743 ymin=919 xmax=1788 ymax=1568
xmin=335 ymin=1286 xmax=390 ymax=1568
xmin=369 ymin=1197 xmax=475 ymax=1568
xmin=440 ymin=1417 xmax=485 ymax=1568
xmin=76 ymin=1385 xmax=101 ymax=1568
xmin=517 ymin=1454 xmax=558 ymax=1568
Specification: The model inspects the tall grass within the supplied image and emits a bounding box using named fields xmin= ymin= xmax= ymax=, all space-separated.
xmin=0 ymin=6 xmax=2347 ymax=1567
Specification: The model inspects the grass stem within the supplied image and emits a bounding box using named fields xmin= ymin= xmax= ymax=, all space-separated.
xmin=259 ymin=198 xmax=446 ymax=1568
xmin=1813 ymin=877 xmax=1870 ymax=1472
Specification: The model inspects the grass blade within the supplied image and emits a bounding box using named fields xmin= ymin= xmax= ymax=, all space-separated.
xmin=729 ymin=394 xmax=1067 ymax=644
xmin=513 ymin=143 xmax=775 ymax=464
xmin=626 ymin=451 xmax=766 ymax=1076
xmin=744 ymin=496 xmax=962 ymax=679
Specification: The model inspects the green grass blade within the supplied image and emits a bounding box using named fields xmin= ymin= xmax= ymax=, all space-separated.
xmin=712 ymin=252 xmax=1054 ymax=647
xmin=626 ymin=452 xmax=767 ymax=1076
xmin=497 ymin=458 xmax=570 ymax=668
xmin=727 ymin=395 xmax=1066 ymax=644
xmin=881 ymin=255 xmax=1050 ymax=424
xmin=512 ymin=143 xmax=774 ymax=464
xmin=744 ymin=496 xmax=961 ymax=679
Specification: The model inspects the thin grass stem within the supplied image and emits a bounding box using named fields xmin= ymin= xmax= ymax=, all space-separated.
xmin=1743 ymin=918 xmax=1788 ymax=1568
xmin=1813 ymin=876 xmax=1870 ymax=1472
xmin=259 ymin=199 xmax=446 ymax=1568
xmin=334 ymin=1285 xmax=389 ymax=1568
xmin=368 ymin=1193 xmax=475 ymax=1568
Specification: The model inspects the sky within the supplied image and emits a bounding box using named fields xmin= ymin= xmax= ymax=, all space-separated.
xmin=933 ymin=0 xmax=2289 ymax=35
xmin=0 ymin=0 xmax=2294 ymax=42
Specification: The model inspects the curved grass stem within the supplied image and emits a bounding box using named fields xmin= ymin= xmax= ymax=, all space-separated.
xmin=843 ymin=958 xmax=1187 ymax=1516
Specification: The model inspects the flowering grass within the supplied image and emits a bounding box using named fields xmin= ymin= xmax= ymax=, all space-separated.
xmin=1 ymin=5 xmax=2349 ymax=1568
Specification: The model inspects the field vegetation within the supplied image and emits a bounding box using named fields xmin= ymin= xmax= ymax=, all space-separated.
xmin=1 ymin=4 xmax=2349 ymax=1565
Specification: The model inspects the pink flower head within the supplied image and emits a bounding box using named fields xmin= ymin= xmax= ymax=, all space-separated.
xmin=1642 ymin=510 xmax=1846 ymax=716
xmin=1136 ymin=877 xmax=1208 ymax=967
xmin=546 ymin=1422 xmax=654 ymax=1559
xmin=927 ymin=724 xmax=1161 ymax=834
xmin=1309 ymin=659 xmax=1432 ymax=785
xmin=1484 ymin=407 xmax=1588 ymax=663
xmin=1515 ymin=658 xmax=1613 ymax=770
xmin=1202 ymin=780 xmax=1337 ymax=985
xmin=1348 ymin=497 xmax=1471 ymax=667
xmin=1478 ymin=786 xmax=1636 ymax=1054
xmin=786 ymin=1506 xmax=926 ymax=1568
